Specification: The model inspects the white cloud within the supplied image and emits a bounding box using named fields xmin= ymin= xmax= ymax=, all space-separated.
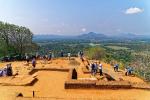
xmin=125 ymin=7 xmax=144 ymax=14
xmin=81 ymin=28 xmax=87 ymax=32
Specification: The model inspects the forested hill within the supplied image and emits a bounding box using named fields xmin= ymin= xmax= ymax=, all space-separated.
xmin=33 ymin=32 xmax=150 ymax=42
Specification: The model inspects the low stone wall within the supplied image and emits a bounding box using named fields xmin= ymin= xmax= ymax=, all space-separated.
xmin=65 ymin=80 xmax=132 ymax=89
xmin=131 ymin=82 xmax=150 ymax=90
xmin=96 ymin=81 xmax=131 ymax=89
xmin=29 ymin=67 xmax=69 ymax=75
xmin=65 ymin=80 xmax=96 ymax=89
xmin=0 ymin=75 xmax=37 ymax=86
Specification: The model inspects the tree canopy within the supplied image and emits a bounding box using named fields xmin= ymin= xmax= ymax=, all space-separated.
xmin=0 ymin=21 xmax=37 ymax=56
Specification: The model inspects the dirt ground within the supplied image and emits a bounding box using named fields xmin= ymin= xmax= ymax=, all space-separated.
xmin=0 ymin=58 xmax=150 ymax=100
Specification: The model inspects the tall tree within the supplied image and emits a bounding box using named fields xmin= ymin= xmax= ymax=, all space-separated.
xmin=0 ymin=21 xmax=37 ymax=56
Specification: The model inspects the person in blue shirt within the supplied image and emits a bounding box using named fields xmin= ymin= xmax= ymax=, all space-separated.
xmin=91 ymin=62 xmax=95 ymax=76
xmin=114 ymin=64 xmax=119 ymax=72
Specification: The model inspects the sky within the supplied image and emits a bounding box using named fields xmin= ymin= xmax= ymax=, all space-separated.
xmin=0 ymin=0 xmax=150 ymax=35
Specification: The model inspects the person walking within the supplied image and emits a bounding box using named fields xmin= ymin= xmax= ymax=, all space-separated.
xmin=99 ymin=62 xmax=103 ymax=76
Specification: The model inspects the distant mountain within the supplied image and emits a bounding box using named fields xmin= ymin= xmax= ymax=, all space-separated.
xmin=77 ymin=32 xmax=107 ymax=40
xmin=33 ymin=32 xmax=149 ymax=41
xmin=33 ymin=32 xmax=108 ymax=41
xmin=111 ymin=33 xmax=146 ymax=39
xmin=33 ymin=34 xmax=73 ymax=41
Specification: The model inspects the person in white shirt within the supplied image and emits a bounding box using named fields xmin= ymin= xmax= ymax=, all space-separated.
xmin=68 ymin=53 xmax=71 ymax=60
xmin=99 ymin=62 xmax=103 ymax=76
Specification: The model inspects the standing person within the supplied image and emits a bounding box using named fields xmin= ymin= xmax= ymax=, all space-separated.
xmin=52 ymin=52 xmax=54 ymax=58
xmin=99 ymin=62 xmax=103 ymax=76
xmin=32 ymin=58 xmax=36 ymax=68
xmin=45 ymin=54 xmax=48 ymax=64
xmin=114 ymin=64 xmax=117 ymax=72
xmin=91 ymin=62 xmax=95 ymax=76
xmin=45 ymin=55 xmax=48 ymax=60
xmin=116 ymin=64 xmax=119 ymax=72
xmin=43 ymin=55 xmax=46 ymax=64
xmin=78 ymin=52 xmax=80 ymax=57
xmin=128 ymin=67 xmax=133 ymax=75
xmin=94 ymin=62 xmax=98 ymax=75
xmin=60 ymin=50 xmax=64 ymax=57
xmin=90 ymin=63 xmax=92 ymax=75
xmin=125 ymin=67 xmax=128 ymax=76
xmin=68 ymin=52 xmax=71 ymax=60
xmin=48 ymin=51 xmax=52 ymax=61
xmin=79 ymin=51 xmax=84 ymax=61
xmin=26 ymin=55 xmax=29 ymax=65
xmin=36 ymin=52 xmax=39 ymax=59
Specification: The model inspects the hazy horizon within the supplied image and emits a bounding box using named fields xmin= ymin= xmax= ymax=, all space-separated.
xmin=0 ymin=0 xmax=150 ymax=35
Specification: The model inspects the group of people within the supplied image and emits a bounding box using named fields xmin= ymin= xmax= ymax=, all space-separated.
xmin=114 ymin=64 xmax=119 ymax=72
xmin=90 ymin=62 xmax=103 ymax=76
xmin=114 ymin=63 xmax=134 ymax=76
xmin=25 ymin=50 xmax=74 ymax=68
xmin=60 ymin=50 xmax=71 ymax=60
xmin=25 ymin=55 xmax=36 ymax=68
xmin=125 ymin=66 xmax=134 ymax=76
xmin=0 ymin=64 xmax=13 ymax=77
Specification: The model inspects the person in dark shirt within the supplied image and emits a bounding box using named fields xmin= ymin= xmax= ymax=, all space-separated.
xmin=60 ymin=50 xmax=64 ymax=57
xmin=32 ymin=58 xmax=36 ymax=68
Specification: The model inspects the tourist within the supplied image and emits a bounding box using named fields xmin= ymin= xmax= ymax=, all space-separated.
xmin=125 ymin=66 xmax=133 ymax=76
xmin=32 ymin=58 xmax=36 ymax=68
xmin=78 ymin=52 xmax=80 ymax=57
xmin=125 ymin=67 xmax=129 ymax=76
xmin=114 ymin=64 xmax=116 ymax=72
xmin=60 ymin=50 xmax=64 ymax=57
xmin=52 ymin=53 xmax=54 ymax=58
xmin=116 ymin=64 xmax=119 ymax=72
xmin=114 ymin=64 xmax=119 ymax=72
xmin=79 ymin=51 xmax=84 ymax=61
xmin=68 ymin=52 xmax=71 ymax=60
xmin=6 ymin=64 xmax=13 ymax=76
xmin=91 ymin=62 xmax=95 ymax=76
xmin=36 ymin=52 xmax=39 ymax=59
xmin=94 ymin=62 xmax=98 ymax=75
xmin=45 ymin=55 xmax=48 ymax=60
xmin=48 ymin=51 xmax=52 ymax=61
xmin=43 ymin=55 xmax=47 ymax=64
xmin=128 ymin=67 xmax=133 ymax=75
xmin=26 ymin=55 xmax=29 ymax=65
xmin=99 ymin=62 xmax=103 ymax=76
xmin=3 ymin=68 xmax=7 ymax=76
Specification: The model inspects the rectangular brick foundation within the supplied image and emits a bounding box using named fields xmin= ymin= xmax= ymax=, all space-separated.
xmin=65 ymin=80 xmax=96 ymax=89
xmin=65 ymin=80 xmax=132 ymax=89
